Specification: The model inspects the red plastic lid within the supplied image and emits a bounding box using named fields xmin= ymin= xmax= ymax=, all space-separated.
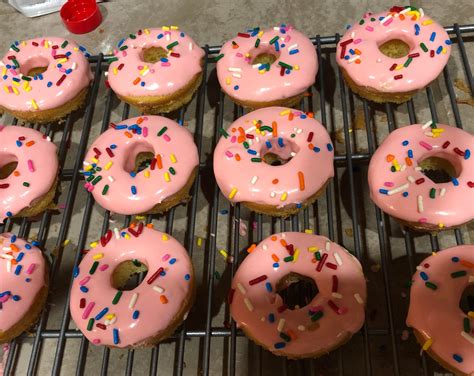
xmin=60 ymin=0 xmax=102 ymax=34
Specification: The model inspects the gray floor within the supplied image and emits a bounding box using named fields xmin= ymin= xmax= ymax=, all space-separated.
xmin=0 ymin=1 xmax=473 ymax=375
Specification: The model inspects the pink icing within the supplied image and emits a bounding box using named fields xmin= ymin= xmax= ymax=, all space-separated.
xmin=69 ymin=225 xmax=193 ymax=348
xmin=213 ymin=107 xmax=334 ymax=208
xmin=216 ymin=25 xmax=317 ymax=103
xmin=0 ymin=233 xmax=46 ymax=334
xmin=368 ymin=123 xmax=474 ymax=228
xmin=82 ymin=116 xmax=199 ymax=215
xmin=230 ymin=232 xmax=366 ymax=357
xmin=407 ymin=245 xmax=474 ymax=374
xmin=336 ymin=7 xmax=451 ymax=93
xmin=0 ymin=37 xmax=92 ymax=112
xmin=107 ymin=27 xmax=204 ymax=97
xmin=0 ymin=125 xmax=58 ymax=221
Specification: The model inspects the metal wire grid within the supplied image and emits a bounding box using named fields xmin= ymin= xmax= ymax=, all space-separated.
xmin=0 ymin=23 xmax=472 ymax=375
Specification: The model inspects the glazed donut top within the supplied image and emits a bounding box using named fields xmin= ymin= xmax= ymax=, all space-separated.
xmin=0 ymin=37 xmax=92 ymax=112
xmin=70 ymin=224 xmax=193 ymax=347
xmin=407 ymin=245 xmax=474 ymax=375
xmin=216 ymin=25 xmax=317 ymax=103
xmin=0 ymin=125 xmax=58 ymax=221
xmin=82 ymin=115 xmax=199 ymax=215
xmin=213 ymin=107 xmax=334 ymax=208
xmin=107 ymin=27 xmax=204 ymax=97
xmin=336 ymin=6 xmax=451 ymax=93
xmin=368 ymin=123 xmax=474 ymax=228
xmin=230 ymin=232 xmax=366 ymax=356
xmin=0 ymin=233 xmax=46 ymax=334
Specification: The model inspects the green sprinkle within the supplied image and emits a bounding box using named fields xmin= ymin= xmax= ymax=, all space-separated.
xmin=22 ymin=76 xmax=32 ymax=82
xmin=12 ymin=59 xmax=20 ymax=68
xmin=10 ymin=44 xmax=19 ymax=53
xmin=157 ymin=126 xmax=168 ymax=136
xmin=132 ymin=259 xmax=141 ymax=267
xmin=403 ymin=57 xmax=413 ymax=68
xmin=390 ymin=166 xmax=396 ymax=172
xmin=311 ymin=310 xmax=324 ymax=322
xmin=214 ymin=271 xmax=221 ymax=280
xmin=429 ymin=188 xmax=436 ymax=199
xmin=255 ymin=38 xmax=260 ymax=48
xmin=89 ymin=261 xmax=99 ymax=275
xmin=251 ymin=158 xmax=262 ymax=162
xmin=220 ymin=128 xmax=229 ymax=138
xmin=315 ymin=251 xmax=322 ymax=260
xmin=102 ymin=184 xmax=109 ymax=195
xmin=359 ymin=19 xmax=365 ymax=25
xmin=243 ymin=141 xmax=249 ymax=149
xmin=451 ymin=270 xmax=467 ymax=278
xmin=464 ymin=317 xmax=471 ymax=333
xmin=278 ymin=61 xmax=293 ymax=70
xmin=259 ymin=125 xmax=273 ymax=132
xmin=166 ymin=41 xmax=179 ymax=50
xmin=269 ymin=36 xmax=279 ymax=45
xmin=129 ymin=34 xmax=137 ymax=39
xmin=420 ymin=42 xmax=428 ymax=52
xmin=22 ymin=182 xmax=30 ymax=187
xmin=214 ymin=54 xmax=224 ymax=62
xmin=430 ymin=121 xmax=437 ymax=129
xmin=108 ymin=57 xmax=119 ymax=63
xmin=119 ymin=45 xmax=128 ymax=51
xmin=290 ymin=134 xmax=295 ymax=138
xmin=91 ymin=176 xmax=102 ymax=185
xmin=86 ymin=175 xmax=95 ymax=182
xmin=283 ymin=256 xmax=294 ymax=262
xmin=61 ymin=40 xmax=69 ymax=49
xmin=425 ymin=281 xmax=438 ymax=290
xmin=112 ymin=291 xmax=123 ymax=305
xmin=87 ymin=318 xmax=94 ymax=331
xmin=279 ymin=332 xmax=291 ymax=342
xmin=169 ymin=167 xmax=176 ymax=175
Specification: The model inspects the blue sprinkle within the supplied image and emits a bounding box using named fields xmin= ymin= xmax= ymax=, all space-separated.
xmin=220 ymin=209 xmax=229 ymax=215
xmin=344 ymin=55 xmax=350 ymax=60
xmin=289 ymin=49 xmax=299 ymax=55
xmin=436 ymin=46 xmax=443 ymax=54
xmin=453 ymin=354 xmax=463 ymax=363
xmin=0 ymin=291 xmax=11 ymax=297
xmin=281 ymin=44 xmax=285 ymax=48
xmin=402 ymin=140 xmax=409 ymax=146
xmin=233 ymin=85 xmax=239 ymax=90
xmin=278 ymin=137 xmax=284 ymax=147
xmin=25 ymin=278 xmax=31 ymax=283
xmin=6 ymin=211 xmax=12 ymax=217
xmin=180 ymin=32 xmax=185 ymax=37
xmin=268 ymin=313 xmax=275 ymax=323
xmin=57 ymin=63 xmax=62 ymax=68
xmin=379 ymin=189 xmax=389 ymax=195
xmin=178 ymin=119 xmax=183 ymax=126
xmin=265 ymin=282 xmax=272 ymax=292
xmin=110 ymin=144 xmax=117 ymax=149
xmin=133 ymin=310 xmax=140 ymax=319
xmin=79 ymin=46 xmax=86 ymax=52
xmin=452 ymin=256 xmax=460 ymax=263
xmin=296 ymin=203 xmax=302 ymax=208
xmin=247 ymin=149 xmax=257 ymax=155
xmin=420 ymin=272 xmax=429 ymax=281
xmin=464 ymin=149 xmax=471 ymax=160
xmin=275 ymin=41 xmax=280 ymax=52
xmin=140 ymin=81 xmax=145 ymax=87
xmin=300 ymin=114 xmax=307 ymax=119
xmin=445 ymin=39 xmax=452 ymax=45
xmin=25 ymin=244 xmax=31 ymax=250
xmin=160 ymin=270 xmax=166 ymax=276
xmin=115 ymin=125 xmax=127 ymax=130
xmin=327 ymin=143 xmax=334 ymax=152
xmin=73 ymin=266 xmax=79 ymax=278
xmin=47 ymin=81 xmax=53 ymax=87
xmin=402 ymin=192 xmax=409 ymax=197
xmin=274 ymin=342 xmax=286 ymax=349
xmin=452 ymin=177 xmax=459 ymax=186
xmin=113 ymin=328 xmax=119 ymax=345
xmin=131 ymin=185 xmax=137 ymax=194
xmin=14 ymin=265 xmax=22 ymax=275
xmin=65 ymin=69 xmax=72 ymax=74
xmin=414 ymin=24 xmax=420 ymax=36
xmin=16 ymin=252 xmax=24 ymax=262
xmin=430 ymin=32 xmax=436 ymax=42
xmin=6 ymin=64 xmax=11 ymax=69
xmin=80 ymin=286 xmax=89 ymax=293
xmin=130 ymin=172 xmax=136 ymax=177
xmin=12 ymin=295 xmax=20 ymax=301
xmin=157 ymin=33 xmax=163 ymax=39
xmin=408 ymin=149 xmax=413 ymax=158
xmin=65 ymin=52 xmax=72 ymax=57
xmin=184 ymin=274 xmax=190 ymax=281
xmin=272 ymin=262 xmax=279 ymax=268
xmin=95 ymin=307 xmax=109 ymax=320
xmin=11 ymin=235 xmax=16 ymax=243
xmin=117 ymin=38 xmax=125 ymax=48
xmin=313 ymin=146 xmax=320 ymax=153
xmin=12 ymin=77 xmax=20 ymax=82
xmin=169 ymin=258 xmax=176 ymax=264
xmin=285 ymin=69 xmax=291 ymax=74
xmin=265 ymin=141 xmax=272 ymax=149
xmin=349 ymin=48 xmax=355 ymax=55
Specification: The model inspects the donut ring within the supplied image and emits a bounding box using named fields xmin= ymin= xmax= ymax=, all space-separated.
xmin=368 ymin=123 xmax=474 ymax=231
xmin=0 ymin=233 xmax=49 ymax=343
xmin=407 ymin=245 xmax=474 ymax=375
xmin=108 ymin=27 xmax=205 ymax=114
xmin=0 ymin=37 xmax=92 ymax=123
xmin=336 ymin=6 xmax=451 ymax=104
xmin=70 ymin=224 xmax=195 ymax=348
xmin=82 ymin=115 xmax=199 ymax=215
xmin=0 ymin=125 xmax=58 ymax=221
xmin=213 ymin=107 xmax=334 ymax=216
xmin=230 ymin=232 xmax=367 ymax=358
xmin=216 ymin=25 xmax=317 ymax=108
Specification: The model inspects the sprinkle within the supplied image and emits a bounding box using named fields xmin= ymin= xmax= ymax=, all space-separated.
xmin=113 ymin=328 xmax=119 ymax=345
xmin=277 ymin=318 xmax=286 ymax=332
xmin=422 ymin=338 xmax=433 ymax=351
xmin=354 ymin=293 xmax=364 ymax=304
xmin=237 ymin=283 xmax=246 ymax=294
xmin=297 ymin=171 xmax=305 ymax=190
xmin=228 ymin=187 xmax=238 ymax=199
xmin=451 ymin=270 xmax=467 ymax=278
xmin=129 ymin=293 xmax=138 ymax=309
xmin=453 ymin=354 xmax=463 ymax=363
xmin=425 ymin=281 xmax=437 ymax=290
xmin=160 ymin=295 xmax=168 ymax=304
xmin=280 ymin=192 xmax=288 ymax=201
xmin=387 ymin=183 xmax=409 ymax=195
xmin=244 ymin=298 xmax=254 ymax=311
xmin=461 ymin=331 xmax=474 ymax=344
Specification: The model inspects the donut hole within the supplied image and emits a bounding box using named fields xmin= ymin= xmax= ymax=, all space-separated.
xmin=0 ymin=154 xmax=18 ymax=179
xmin=418 ymin=155 xmax=461 ymax=184
xmin=141 ymin=47 xmax=168 ymax=64
xmin=112 ymin=260 xmax=148 ymax=291
xmin=252 ymin=53 xmax=278 ymax=66
xmin=261 ymin=138 xmax=299 ymax=166
xmin=459 ymin=284 xmax=474 ymax=315
xmin=19 ymin=56 xmax=49 ymax=77
xmin=123 ymin=142 xmax=155 ymax=175
xmin=378 ymin=39 xmax=411 ymax=59
xmin=276 ymin=272 xmax=319 ymax=310
xmin=249 ymin=45 xmax=280 ymax=67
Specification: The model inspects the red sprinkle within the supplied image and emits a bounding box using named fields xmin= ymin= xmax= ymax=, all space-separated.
xmin=147 ymin=267 xmax=164 ymax=284
xmin=106 ymin=147 xmax=114 ymax=157
xmin=326 ymin=262 xmax=338 ymax=270
xmin=100 ymin=230 xmax=112 ymax=247
xmin=442 ymin=141 xmax=450 ymax=149
xmin=328 ymin=300 xmax=344 ymax=314
xmin=56 ymin=74 xmax=67 ymax=86
xmin=394 ymin=74 xmax=403 ymax=80
xmin=468 ymin=181 xmax=474 ymax=188
xmin=237 ymin=33 xmax=251 ymax=38
xmin=80 ymin=298 xmax=86 ymax=308
xmin=430 ymin=50 xmax=435 ymax=57
xmin=389 ymin=63 xmax=397 ymax=71
xmin=415 ymin=178 xmax=425 ymax=185
xmin=93 ymin=147 xmax=102 ymax=156
xmin=170 ymin=52 xmax=180 ymax=58
xmin=0 ymin=184 xmax=10 ymax=189
xmin=150 ymin=158 xmax=157 ymax=170
xmin=307 ymin=132 xmax=314 ymax=143
xmin=286 ymin=244 xmax=294 ymax=255
xmin=118 ymin=63 xmax=124 ymax=70
xmin=96 ymin=323 xmax=106 ymax=330
xmin=137 ymin=222 xmax=144 ymax=235
xmin=408 ymin=53 xmax=420 ymax=58
xmin=332 ymin=275 xmax=338 ymax=292
xmin=54 ymin=54 xmax=67 ymax=59
xmin=249 ymin=275 xmax=268 ymax=285
xmin=128 ymin=227 xmax=139 ymax=237
xmin=280 ymin=66 xmax=285 ymax=76
xmin=316 ymin=253 xmax=328 ymax=272
xmin=454 ymin=147 xmax=465 ymax=156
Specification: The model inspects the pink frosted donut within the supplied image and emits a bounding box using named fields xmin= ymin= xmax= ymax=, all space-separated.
xmin=82 ymin=115 xmax=199 ymax=215
xmin=108 ymin=27 xmax=205 ymax=113
xmin=216 ymin=25 xmax=317 ymax=108
xmin=368 ymin=123 xmax=474 ymax=230
xmin=0 ymin=37 xmax=92 ymax=122
xmin=229 ymin=232 xmax=367 ymax=358
xmin=0 ymin=125 xmax=58 ymax=221
xmin=407 ymin=245 xmax=474 ymax=375
xmin=70 ymin=224 xmax=194 ymax=348
xmin=336 ymin=6 xmax=451 ymax=103
xmin=213 ymin=107 xmax=334 ymax=216
xmin=0 ymin=233 xmax=48 ymax=343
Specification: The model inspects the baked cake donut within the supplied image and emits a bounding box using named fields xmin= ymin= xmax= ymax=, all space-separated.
xmin=82 ymin=115 xmax=199 ymax=215
xmin=336 ymin=6 xmax=451 ymax=103
xmin=368 ymin=123 xmax=474 ymax=231
xmin=0 ymin=37 xmax=92 ymax=123
xmin=216 ymin=24 xmax=317 ymax=109
xmin=70 ymin=224 xmax=195 ymax=348
xmin=107 ymin=27 xmax=205 ymax=114
xmin=229 ymin=232 xmax=367 ymax=358
xmin=0 ymin=233 xmax=49 ymax=343
xmin=213 ymin=107 xmax=334 ymax=216
xmin=0 ymin=125 xmax=59 ymax=222
xmin=407 ymin=245 xmax=474 ymax=376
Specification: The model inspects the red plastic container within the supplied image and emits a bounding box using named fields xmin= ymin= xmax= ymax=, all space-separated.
xmin=60 ymin=0 xmax=102 ymax=34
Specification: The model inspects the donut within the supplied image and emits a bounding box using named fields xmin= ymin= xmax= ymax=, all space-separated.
xmin=213 ymin=107 xmax=334 ymax=216
xmin=70 ymin=224 xmax=195 ymax=348
xmin=407 ymin=245 xmax=474 ymax=376
xmin=368 ymin=123 xmax=474 ymax=231
xmin=0 ymin=37 xmax=92 ymax=123
xmin=336 ymin=6 xmax=451 ymax=104
xmin=0 ymin=233 xmax=49 ymax=343
xmin=107 ymin=27 xmax=205 ymax=114
xmin=0 ymin=125 xmax=59 ymax=222
xmin=229 ymin=232 xmax=367 ymax=358
xmin=81 ymin=115 xmax=199 ymax=215
xmin=216 ymin=24 xmax=317 ymax=109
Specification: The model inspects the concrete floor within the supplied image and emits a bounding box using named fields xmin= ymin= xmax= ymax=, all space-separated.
xmin=0 ymin=1 xmax=473 ymax=375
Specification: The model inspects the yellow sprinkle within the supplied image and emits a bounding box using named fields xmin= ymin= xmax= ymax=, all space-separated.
xmin=197 ymin=237 xmax=202 ymax=246
xmin=468 ymin=311 xmax=474 ymax=318
xmin=171 ymin=25 xmax=179 ymax=30
xmin=93 ymin=253 xmax=104 ymax=260
xmin=24 ymin=85 xmax=31 ymax=92
xmin=280 ymin=192 xmax=288 ymax=201
xmin=11 ymin=80 xmax=20 ymax=87
xmin=144 ymin=29 xmax=150 ymax=35
xmin=92 ymin=157 xmax=99 ymax=164
xmin=257 ymin=31 xmax=264 ymax=38
xmin=292 ymin=248 xmax=300 ymax=263
xmin=30 ymin=99 xmax=38 ymax=110
xmin=84 ymin=165 xmax=93 ymax=172
xmin=304 ymin=229 xmax=313 ymax=234
xmin=252 ymin=120 xmax=258 ymax=125
xmin=422 ymin=20 xmax=433 ymax=26
xmin=162 ymin=234 xmax=169 ymax=241
xmin=228 ymin=187 xmax=238 ymax=199
xmin=170 ymin=154 xmax=177 ymax=163
xmin=1 ymin=67 xmax=6 ymax=76
xmin=57 ymin=58 xmax=68 ymax=64
xmin=308 ymin=246 xmax=319 ymax=252
xmin=113 ymin=67 xmax=118 ymax=75
xmin=3 ymin=86 xmax=9 ymax=93
xmin=293 ymin=64 xmax=300 ymax=71
xmin=422 ymin=338 xmax=433 ymax=351
xmin=21 ymin=41 xmax=27 ymax=46
xmin=73 ymin=47 xmax=79 ymax=51
xmin=144 ymin=170 xmax=150 ymax=178
xmin=164 ymin=172 xmax=170 ymax=182
xmin=90 ymin=241 xmax=98 ymax=248
xmin=245 ymin=53 xmax=251 ymax=58
xmin=442 ymin=47 xmax=447 ymax=54
xmin=23 ymin=81 xmax=29 ymax=90
xmin=395 ymin=64 xmax=404 ymax=71
xmin=104 ymin=161 xmax=113 ymax=170
xmin=432 ymin=128 xmax=444 ymax=133
xmin=140 ymin=65 xmax=149 ymax=76
xmin=392 ymin=159 xmax=400 ymax=171
xmin=225 ymin=76 xmax=231 ymax=85
xmin=135 ymin=215 xmax=146 ymax=220
xmin=162 ymin=26 xmax=170 ymax=31
xmin=219 ymin=249 xmax=228 ymax=259
xmin=258 ymin=70 xmax=265 ymax=75
xmin=280 ymin=109 xmax=290 ymax=116
xmin=124 ymin=233 xmax=131 ymax=240
xmin=44 ymin=41 xmax=50 ymax=48
xmin=12 ymin=86 xmax=19 ymax=95
xmin=62 ymin=239 xmax=70 ymax=247
xmin=438 ymin=223 xmax=444 ymax=229
xmin=105 ymin=313 xmax=115 ymax=320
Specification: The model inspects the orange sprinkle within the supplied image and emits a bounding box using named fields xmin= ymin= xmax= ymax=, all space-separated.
xmin=235 ymin=153 xmax=241 ymax=161
xmin=298 ymin=171 xmax=305 ymax=190
xmin=156 ymin=154 xmax=163 ymax=169
xmin=399 ymin=14 xmax=405 ymax=20
xmin=26 ymin=141 xmax=35 ymax=147
xmin=130 ymin=223 xmax=136 ymax=228
xmin=272 ymin=121 xmax=278 ymax=137
xmin=271 ymin=235 xmax=277 ymax=241
xmin=354 ymin=49 xmax=361 ymax=55
xmin=237 ymin=136 xmax=245 ymax=143
xmin=307 ymin=112 xmax=314 ymax=118
xmin=13 ymin=171 xmax=20 ymax=177
xmin=411 ymin=15 xmax=417 ymax=21
xmin=288 ymin=112 xmax=294 ymax=121
xmin=386 ymin=154 xmax=395 ymax=162
xmin=10 ymin=244 xmax=19 ymax=252
xmin=160 ymin=295 xmax=168 ymax=304
xmin=146 ymin=223 xmax=154 ymax=228
xmin=133 ymin=77 xmax=141 ymax=85
xmin=136 ymin=117 xmax=144 ymax=124
xmin=272 ymin=179 xmax=279 ymax=184
xmin=247 ymin=244 xmax=257 ymax=253
xmin=124 ymin=131 xmax=133 ymax=138
xmin=271 ymin=254 xmax=279 ymax=262
xmin=231 ymin=127 xmax=236 ymax=132
xmin=355 ymin=59 xmax=361 ymax=64
xmin=238 ymin=127 xmax=245 ymax=136
xmin=311 ymin=258 xmax=317 ymax=263
xmin=280 ymin=239 xmax=287 ymax=247
xmin=308 ymin=143 xmax=314 ymax=150
xmin=303 ymin=92 xmax=312 ymax=97
xmin=461 ymin=260 xmax=474 ymax=268
xmin=405 ymin=157 xmax=413 ymax=166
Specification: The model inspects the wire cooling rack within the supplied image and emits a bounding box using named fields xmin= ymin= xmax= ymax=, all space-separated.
xmin=0 ymin=23 xmax=473 ymax=376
